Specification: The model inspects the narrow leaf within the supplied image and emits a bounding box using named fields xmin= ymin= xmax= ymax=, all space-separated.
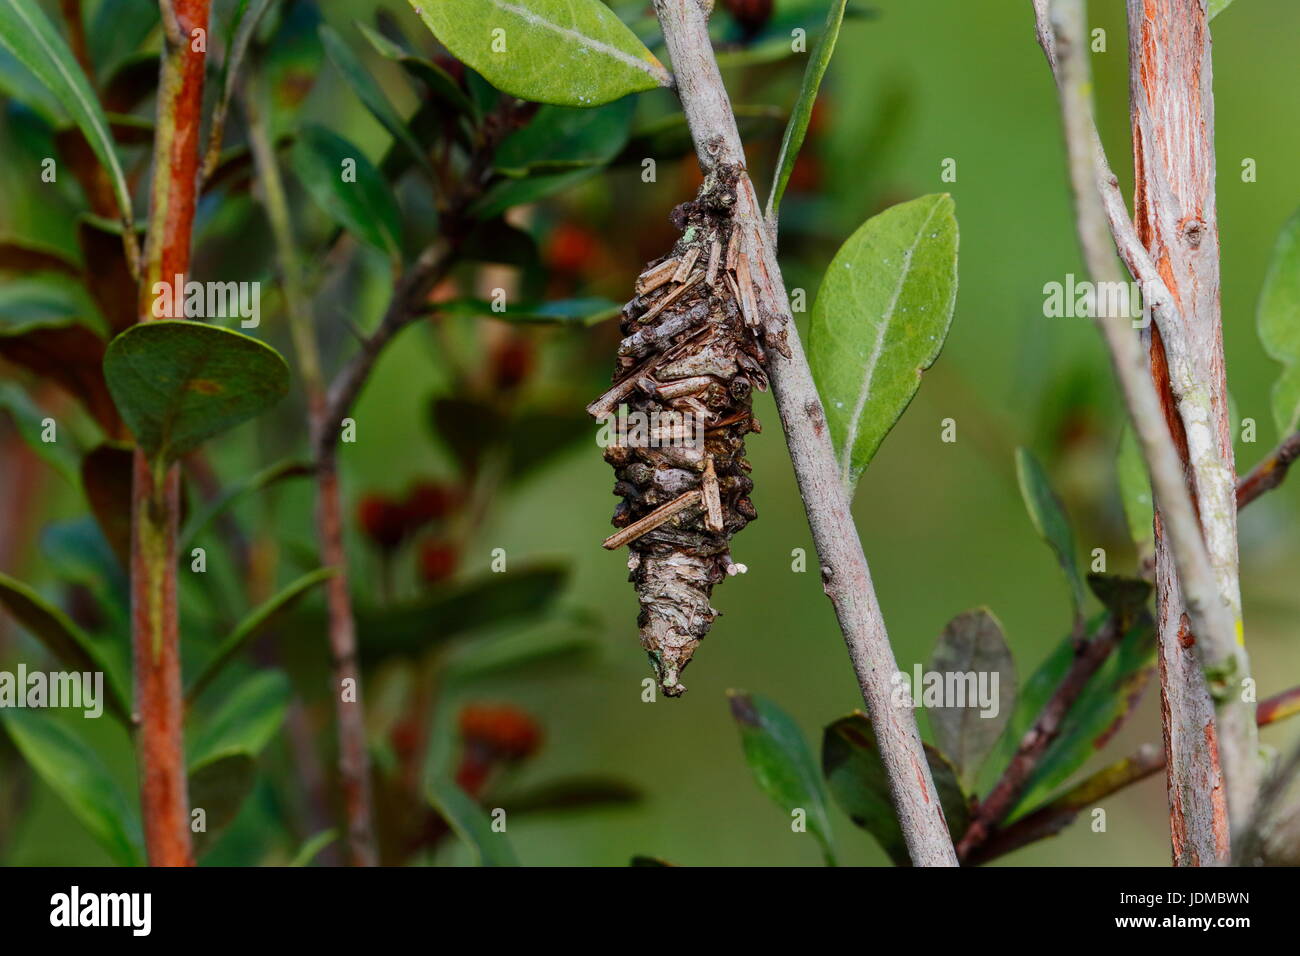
xmin=1257 ymin=208 xmax=1300 ymax=436
xmin=808 ymin=194 xmax=959 ymax=489
xmin=0 ymin=0 xmax=133 ymax=233
xmin=0 ymin=572 xmax=129 ymax=721
xmin=188 ymin=751 xmax=256 ymax=854
xmin=289 ymin=828 xmax=338 ymax=866
xmin=493 ymin=98 xmax=636 ymax=176
xmin=186 ymin=568 xmax=336 ymax=703
xmin=428 ymin=779 xmax=520 ymax=866
xmin=1208 ymin=0 xmax=1235 ymax=19
xmin=1015 ymin=446 xmax=1085 ymax=618
xmin=728 ymin=690 xmax=836 ymax=864
xmin=1 ymin=709 xmax=143 ymax=866
xmin=766 ymin=0 xmax=848 ymax=222
xmin=822 ymin=713 xmax=969 ymax=864
xmin=103 ymin=321 xmax=291 ymax=464
xmin=1116 ymin=427 xmax=1154 ymax=562
xmin=80 ymin=442 xmax=135 ymax=568
xmin=319 ymin=23 xmax=435 ymax=178
xmin=406 ymin=0 xmax=669 ymax=107
xmin=355 ymin=20 xmax=475 ymax=117
xmin=181 ymin=457 xmax=313 ymax=550
xmin=926 ymin=608 xmax=1017 ymax=789
xmin=292 ymin=124 xmax=404 ymax=258
xmin=186 ymin=670 xmax=290 ymax=769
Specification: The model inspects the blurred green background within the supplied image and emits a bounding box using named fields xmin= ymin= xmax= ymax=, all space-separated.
xmin=2 ymin=0 xmax=1297 ymax=866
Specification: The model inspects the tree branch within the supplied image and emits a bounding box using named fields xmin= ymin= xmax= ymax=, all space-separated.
xmin=1237 ymin=431 xmax=1300 ymax=510
xmin=652 ymin=0 xmax=957 ymax=866
xmin=131 ymin=0 xmax=211 ymax=869
xmin=1031 ymin=0 xmax=1254 ymax=859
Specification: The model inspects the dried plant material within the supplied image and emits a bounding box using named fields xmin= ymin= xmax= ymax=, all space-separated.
xmin=591 ymin=166 xmax=762 ymax=697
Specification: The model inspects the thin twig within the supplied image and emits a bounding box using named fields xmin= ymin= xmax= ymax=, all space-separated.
xmin=971 ymin=683 xmax=1300 ymax=865
xmin=1237 ymin=431 xmax=1300 ymax=510
xmin=957 ymin=616 xmax=1119 ymax=860
xmin=652 ymin=0 xmax=957 ymax=865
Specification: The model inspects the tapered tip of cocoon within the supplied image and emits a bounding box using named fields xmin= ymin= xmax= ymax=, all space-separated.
xmin=636 ymin=550 xmax=721 ymax=698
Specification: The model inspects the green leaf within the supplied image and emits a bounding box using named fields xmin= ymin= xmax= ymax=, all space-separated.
xmin=0 ymin=237 xmax=80 ymax=275
xmin=0 ymin=0 xmax=133 ymax=232
xmin=0 ymin=382 xmax=80 ymax=484
xmin=407 ymin=0 xmax=669 ymax=107
xmin=728 ymin=690 xmax=836 ymax=865
xmin=289 ymin=828 xmax=338 ymax=866
xmin=437 ymin=296 xmax=620 ymax=326
xmin=1258 ymin=208 xmax=1300 ymax=436
xmin=1208 ymin=0 xmax=1235 ymax=19
xmin=88 ymin=0 xmax=158 ymax=79
xmin=808 ymin=194 xmax=959 ymax=489
xmin=292 ymin=124 xmax=404 ymax=258
xmin=186 ymin=568 xmax=335 ymax=704
xmin=181 ymin=457 xmax=313 ymax=551
xmin=766 ymin=0 xmax=848 ymax=223
xmin=1 ymin=709 xmax=143 ymax=866
xmin=494 ymin=99 xmax=636 ymax=176
xmin=926 ymin=608 xmax=1017 ymax=789
xmin=1116 ymin=426 xmax=1155 ymax=561
xmin=1086 ymin=574 xmax=1152 ymax=628
xmin=0 ymin=321 xmax=121 ymax=436
xmin=103 ymin=321 xmax=291 ymax=465
xmin=1015 ymin=446 xmax=1085 ymax=618
xmin=319 ymin=23 xmax=435 ymax=178
xmin=1011 ymin=615 xmax=1156 ymax=817
xmin=822 ymin=713 xmax=969 ymax=865
xmin=187 ymin=670 xmax=290 ymax=770
xmin=428 ymin=779 xmax=519 ymax=866
xmin=499 ymin=775 xmax=641 ymax=815
xmin=354 ymin=20 xmax=476 ymax=118
xmin=0 ymin=572 xmax=129 ymax=721
xmin=262 ymin=0 xmax=324 ymax=135
xmin=469 ymin=167 xmax=598 ymax=220
xmin=187 ymin=751 xmax=256 ymax=854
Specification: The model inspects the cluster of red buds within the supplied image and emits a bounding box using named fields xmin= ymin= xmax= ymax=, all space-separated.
xmin=356 ymin=480 xmax=461 ymax=584
xmin=455 ymin=704 xmax=543 ymax=796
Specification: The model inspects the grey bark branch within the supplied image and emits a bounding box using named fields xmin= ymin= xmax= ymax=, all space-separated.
xmin=652 ymin=0 xmax=957 ymax=866
xmin=1031 ymin=0 xmax=1256 ymax=856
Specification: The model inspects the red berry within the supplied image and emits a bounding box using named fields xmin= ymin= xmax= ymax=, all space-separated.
xmin=404 ymin=480 xmax=455 ymax=525
xmin=489 ymin=336 xmax=535 ymax=391
xmin=356 ymin=494 xmax=407 ymax=550
xmin=543 ymin=222 xmax=599 ymax=276
xmin=458 ymin=704 xmax=542 ymax=761
xmin=417 ymin=540 xmax=459 ymax=584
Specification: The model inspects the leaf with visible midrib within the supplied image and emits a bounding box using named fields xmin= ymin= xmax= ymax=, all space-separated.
xmin=0 ymin=0 xmax=133 ymax=232
xmin=103 ymin=321 xmax=290 ymax=465
xmin=293 ymin=124 xmax=404 ymax=259
xmin=809 ymin=194 xmax=959 ymax=490
xmin=406 ymin=0 xmax=669 ymax=107
xmin=728 ymin=690 xmax=836 ymax=865
xmin=1 ymin=709 xmax=143 ymax=866
xmin=927 ymin=608 xmax=1017 ymax=789
xmin=1016 ymin=446 xmax=1085 ymax=618
xmin=1258 ymin=208 xmax=1300 ymax=436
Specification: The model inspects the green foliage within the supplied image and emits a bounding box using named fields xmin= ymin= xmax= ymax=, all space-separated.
xmin=0 ymin=709 xmax=143 ymax=865
xmin=1208 ymin=0 xmax=1236 ymax=19
xmin=428 ymin=779 xmax=520 ymax=866
xmin=822 ymin=713 xmax=969 ymax=865
xmin=727 ymin=690 xmax=836 ymax=865
xmin=0 ymin=0 xmax=133 ymax=230
xmin=103 ymin=321 xmax=291 ymax=465
xmin=927 ymin=608 xmax=1016 ymax=790
xmin=1258 ymin=208 xmax=1300 ymax=436
xmin=767 ymin=0 xmax=849 ymax=222
xmin=407 ymin=0 xmax=668 ymax=107
xmin=187 ymin=670 xmax=291 ymax=770
xmin=292 ymin=124 xmax=404 ymax=259
xmin=494 ymin=100 xmax=636 ymax=176
xmin=1116 ymin=427 xmax=1154 ymax=561
xmin=808 ymin=194 xmax=959 ymax=489
xmin=1015 ymin=446 xmax=1085 ymax=618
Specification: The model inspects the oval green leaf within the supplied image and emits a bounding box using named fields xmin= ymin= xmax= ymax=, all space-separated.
xmin=1258 ymin=208 xmax=1300 ymax=436
xmin=292 ymin=124 xmax=404 ymax=258
xmin=808 ymin=193 xmax=959 ymax=490
xmin=927 ymin=608 xmax=1017 ymax=790
xmin=406 ymin=0 xmax=669 ymax=107
xmin=728 ymin=690 xmax=836 ymax=865
xmin=103 ymin=321 xmax=291 ymax=465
